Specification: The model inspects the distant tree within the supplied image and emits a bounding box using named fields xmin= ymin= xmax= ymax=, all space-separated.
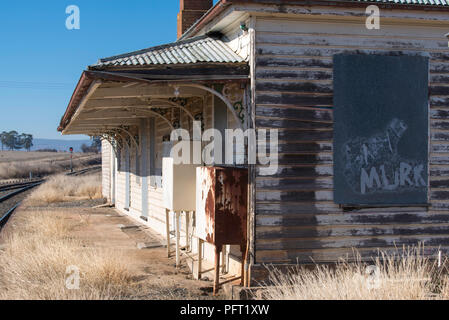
xmin=20 ymin=134 xmax=33 ymax=151
xmin=0 ymin=131 xmax=33 ymax=151
xmin=81 ymin=137 xmax=101 ymax=154
xmin=91 ymin=136 xmax=101 ymax=152
xmin=4 ymin=131 xmax=19 ymax=150
xmin=81 ymin=143 xmax=89 ymax=153
xmin=0 ymin=131 xmax=7 ymax=150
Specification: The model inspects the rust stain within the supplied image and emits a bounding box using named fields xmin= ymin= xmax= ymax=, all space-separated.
xmin=198 ymin=166 xmax=248 ymax=247
xmin=203 ymin=167 xmax=216 ymax=244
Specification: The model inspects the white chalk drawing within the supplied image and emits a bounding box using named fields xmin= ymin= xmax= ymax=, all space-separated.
xmin=342 ymin=119 xmax=426 ymax=195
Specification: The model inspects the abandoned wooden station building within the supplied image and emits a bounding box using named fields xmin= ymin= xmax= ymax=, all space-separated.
xmin=58 ymin=0 xmax=449 ymax=286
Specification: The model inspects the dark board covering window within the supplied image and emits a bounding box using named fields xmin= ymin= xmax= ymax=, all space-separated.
xmin=333 ymin=54 xmax=429 ymax=206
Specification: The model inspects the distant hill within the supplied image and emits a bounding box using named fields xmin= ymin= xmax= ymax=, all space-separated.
xmin=31 ymin=139 xmax=92 ymax=152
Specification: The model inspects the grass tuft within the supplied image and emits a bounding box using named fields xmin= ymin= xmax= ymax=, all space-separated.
xmin=256 ymin=246 xmax=449 ymax=300
xmin=0 ymin=153 xmax=100 ymax=180
xmin=26 ymin=174 xmax=103 ymax=204
xmin=0 ymin=210 xmax=135 ymax=300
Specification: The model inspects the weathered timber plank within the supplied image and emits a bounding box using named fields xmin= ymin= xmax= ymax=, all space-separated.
xmin=255 ymin=246 xmax=445 ymax=264
xmin=257 ymin=57 xmax=449 ymax=73
xmin=256 ymin=57 xmax=333 ymax=68
xmin=429 ymin=202 xmax=449 ymax=211
xmin=430 ymin=167 xmax=449 ymax=177
xmin=256 ymin=93 xmax=333 ymax=107
xmin=256 ymin=224 xmax=449 ymax=240
xmin=256 ymin=45 xmax=449 ymax=63
xmin=256 ymin=106 xmax=333 ymax=122
xmin=256 ymin=118 xmax=333 ymax=130
xmin=431 ymin=74 xmax=449 ymax=84
xmin=255 ymin=212 xmax=449 ymax=227
xmin=277 ymin=142 xmax=332 ymax=153
xmin=431 ymin=121 xmax=449 ymax=130
xmin=256 ymin=32 xmax=447 ymax=51
xmin=431 ymin=132 xmax=449 ymax=142
xmin=431 ymin=97 xmax=449 ymax=107
xmin=258 ymin=81 xmax=448 ymax=96
xmin=256 ymin=165 xmax=333 ymax=178
xmin=255 ymin=203 xmax=434 ymax=215
xmin=430 ymin=155 xmax=449 ymax=165
xmin=256 ymin=190 xmax=333 ymax=202
xmin=430 ymin=179 xmax=449 ymax=188
xmin=254 ymin=249 xmax=360 ymax=264
xmin=430 ymin=86 xmax=449 ymax=96
xmin=276 ymin=129 xmax=333 ymax=141
xmin=431 ymin=143 xmax=449 ymax=153
xmin=276 ymin=153 xmax=333 ymax=165
xmin=256 ymin=235 xmax=449 ymax=251
xmin=432 ymin=62 xmax=449 ymax=73
xmin=431 ymin=109 xmax=449 ymax=119
xmin=256 ymin=178 xmax=333 ymax=191
xmin=256 ymin=81 xmax=333 ymax=94
xmin=256 ymin=69 xmax=333 ymax=80
xmin=255 ymin=202 xmax=341 ymax=215
xmin=431 ymin=191 xmax=449 ymax=200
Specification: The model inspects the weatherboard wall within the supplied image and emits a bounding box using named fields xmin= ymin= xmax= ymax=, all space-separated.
xmin=101 ymin=139 xmax=111 ymax=200
xmin=252 ymin=11 xmax=449 ymax=264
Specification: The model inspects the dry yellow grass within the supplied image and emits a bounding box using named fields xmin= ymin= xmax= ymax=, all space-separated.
xmin=0 ymin=151 xmax=100 ymax=180
xmin=0 ymin=210 xmax=136 ymax=300
xmin=0 ymin=162 xmax=54 ymax=179
xmin=256 ymin=247 xmax=449 ymax=300
xmin=26 ymin=174 xmax=103 ymax=204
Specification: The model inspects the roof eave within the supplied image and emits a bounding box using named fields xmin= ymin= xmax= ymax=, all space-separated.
xmin=58 ymin=64 xmax=250 ymax=133
xmin=179 ymin=0 xmax=449 ymax=40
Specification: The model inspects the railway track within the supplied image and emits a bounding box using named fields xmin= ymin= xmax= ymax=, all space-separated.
xmin=0 ymin=166 xmax=102 ymax=229
xmin=0 ymin=181 xmax=43 ymax=228
xmin=0 ymin=179 xmax=44 ymax=192
xmin=66 ymin=166 xmax=101 ymax=176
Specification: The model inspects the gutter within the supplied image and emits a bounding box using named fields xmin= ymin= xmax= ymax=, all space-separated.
xmin=62 ymin=80 xmax=102 ymax=135
xmin=57 ymin=72 xmax=94 ymax=132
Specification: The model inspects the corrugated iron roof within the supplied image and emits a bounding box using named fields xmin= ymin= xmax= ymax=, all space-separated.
xmin=91 ymin=36 xmax=245 ymax=69
xmin=345 ymin=0 xmax=448 ymax=5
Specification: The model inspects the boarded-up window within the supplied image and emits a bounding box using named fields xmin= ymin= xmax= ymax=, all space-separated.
xmin=333 ymin=54 xmax=429 ymax=205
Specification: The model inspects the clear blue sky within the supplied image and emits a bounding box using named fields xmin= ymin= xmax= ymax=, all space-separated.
xmin=0 ymin=1 xmax=217 ymax=140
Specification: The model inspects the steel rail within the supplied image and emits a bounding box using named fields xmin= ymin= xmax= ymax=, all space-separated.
xmin=0 ymin=180 xmax=45 ymax=193
xmin=66 ymin=166 xmax=101 ymax=176
xmin=0 ymin=182 xmax=43 ymax=203
xmin=0 ymin=165 xmax=101 ymax=229
xmin=0 ymin=182 xmax=44 ymax=228
xmin=0 ymin=202 xmax=21 ymax=227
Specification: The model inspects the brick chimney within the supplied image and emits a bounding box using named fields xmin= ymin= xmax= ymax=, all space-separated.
xmin=177 ymin=0 xmax=213 ymax=39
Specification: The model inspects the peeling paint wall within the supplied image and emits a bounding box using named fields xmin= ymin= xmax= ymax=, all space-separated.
xmin=252 ymin=8 xmax=449 ymax=264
